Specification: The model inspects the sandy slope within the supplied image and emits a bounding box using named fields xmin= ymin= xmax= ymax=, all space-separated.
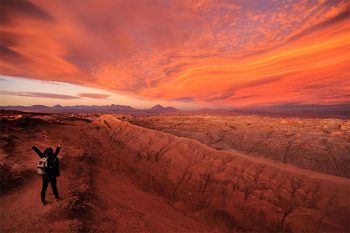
xmin=1 ymin=113 xmax=349 ymax=232
xmin=95 ymin=169 xmax=218 ymax=233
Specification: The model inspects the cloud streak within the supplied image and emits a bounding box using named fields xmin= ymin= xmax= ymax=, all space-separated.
xmin=0 ymin=90 xmax=80 ymax=99
xmin=0 ymin=90 xmax=112 ymax=100
xmin=78 ymin=93 xmax=110 ymax=99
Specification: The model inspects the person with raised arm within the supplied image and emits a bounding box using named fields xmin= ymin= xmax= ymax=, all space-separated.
xmin=32 ymin=140 xmax=62 ymax=205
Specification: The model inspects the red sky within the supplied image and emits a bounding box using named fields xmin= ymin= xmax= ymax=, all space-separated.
xmin=0 ymin=0 xmax=349 ymax=108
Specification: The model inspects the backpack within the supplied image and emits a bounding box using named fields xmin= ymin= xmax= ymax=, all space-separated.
xmin=37 ymin=157 xmax=48 ymax=175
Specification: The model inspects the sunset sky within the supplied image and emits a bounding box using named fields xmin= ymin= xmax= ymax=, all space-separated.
xmin=1 ymin=0 xmax=349 ymax=109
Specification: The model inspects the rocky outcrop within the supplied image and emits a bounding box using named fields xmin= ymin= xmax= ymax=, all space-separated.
xmin=81 ymin=115 xmax=350 ymax=232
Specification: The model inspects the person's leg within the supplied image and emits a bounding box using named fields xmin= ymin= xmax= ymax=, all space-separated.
xmin=41 ymin=176 xmax=49 ymax=204
xmin=49 ymin=176 xmax=59 ymax=199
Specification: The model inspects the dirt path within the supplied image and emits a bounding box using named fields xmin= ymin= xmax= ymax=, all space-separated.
xmin=0 ymin=176 xmax=61 ymax=232
xmin=0 ymin=145 xmax=87 ymax=233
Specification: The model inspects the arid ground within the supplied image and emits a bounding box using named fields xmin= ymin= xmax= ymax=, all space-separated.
xmin=1 ymin=112 xmax=349 ymax=232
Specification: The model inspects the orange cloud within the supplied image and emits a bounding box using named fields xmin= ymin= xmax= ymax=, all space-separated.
xmin=0 ymin=0 xmax=349 ymax=107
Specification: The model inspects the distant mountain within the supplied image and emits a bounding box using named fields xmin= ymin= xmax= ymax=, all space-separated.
xmin=0 ymin=104 xmax=180 ymax=115
xmin=148 ymin=104 xmax=179 ymax=113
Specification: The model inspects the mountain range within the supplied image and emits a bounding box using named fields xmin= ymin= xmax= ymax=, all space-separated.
xmin=0 ymin=104 xmax=181 ymax=114
xmin=0 ymin=103 xmax=349 ymax=118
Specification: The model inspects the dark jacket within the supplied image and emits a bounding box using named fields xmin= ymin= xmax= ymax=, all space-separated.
xmin=32 ymin=146 xmax=61 ymax=177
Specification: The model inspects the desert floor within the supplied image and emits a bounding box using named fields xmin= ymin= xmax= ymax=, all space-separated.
xmin=0 ymin=112 xmax=349 ymax=232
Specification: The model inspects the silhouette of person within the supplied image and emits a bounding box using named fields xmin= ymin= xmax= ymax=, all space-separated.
xmin=32 ymin=142 xmax=61 ymax=205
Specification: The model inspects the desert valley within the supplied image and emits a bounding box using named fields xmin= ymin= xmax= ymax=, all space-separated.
xmin=1 ymin=0 xmax=350 ymax=232
xmin=1 ymin=110 xmax=349 ymax=232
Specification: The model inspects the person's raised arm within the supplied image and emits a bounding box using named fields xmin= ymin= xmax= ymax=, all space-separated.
xmin=32 ymin=146 xmax=44 ymax=158
xmin=54 ymin=140 xmax=62 ymax=157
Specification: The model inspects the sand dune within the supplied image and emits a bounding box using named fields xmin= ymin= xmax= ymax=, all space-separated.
xmin=1 ymin=113 xmax=349 ymax=232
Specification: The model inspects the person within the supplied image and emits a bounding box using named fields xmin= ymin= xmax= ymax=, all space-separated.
xmin=32 ymin=141 xmax=61 ymax=205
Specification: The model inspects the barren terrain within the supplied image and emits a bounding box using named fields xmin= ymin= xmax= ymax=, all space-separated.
xmin=1 ymin=112 xmax=349 ymax=232
xmin=129 ymin=115 xmax=350 ymax=178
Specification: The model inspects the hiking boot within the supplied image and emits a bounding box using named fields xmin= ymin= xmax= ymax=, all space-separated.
xmin=41 ymin=200 xmax=47 ymax=206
